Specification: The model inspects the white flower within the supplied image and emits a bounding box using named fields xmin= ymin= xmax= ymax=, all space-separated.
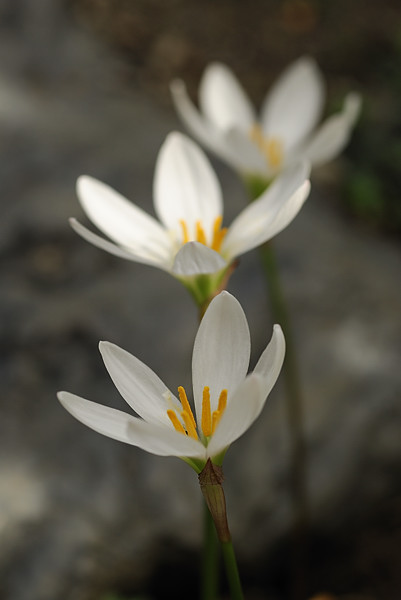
xmin=170 ymin=57 xmax=361 ymax=180
xmin=71 ymin=132 xmax=310 ymax=283
xmin=58 ymin=292 xmax=285 ymax=471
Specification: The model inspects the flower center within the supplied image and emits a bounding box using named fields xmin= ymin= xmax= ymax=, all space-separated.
xmin=249 ymin=124 xmax=283 ymax=169
xmin=179 ymin=216 xmax=227 ymax=252
xmin=167 ymin=385 xmax=227 ymax=440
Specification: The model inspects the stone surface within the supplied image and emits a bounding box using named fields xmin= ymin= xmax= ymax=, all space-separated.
xmin=1 ymin=3 xmax=400 ymax=600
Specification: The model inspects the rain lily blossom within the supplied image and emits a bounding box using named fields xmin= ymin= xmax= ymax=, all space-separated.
xmin=58 ymin=291 xmax=285 ymax=473
xmin=71 ymin=132 xmax=310 ymax=305
xmin=170 ymin=57 xmax=361 ymax=184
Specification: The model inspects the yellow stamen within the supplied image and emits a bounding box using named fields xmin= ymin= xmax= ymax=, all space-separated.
xmin=201 ymin=386 xmax=212 ymax=437
xmin=249 ymin=123 xmax=283 ymax=169
xmin=178 ymin=386 xmax=196 ymax=430
xmin=179 ymin=216 xmax=227 ymax=252
xmin=179 ymin=219 xmax=190 ymax=244
xmin=169 ymin=385 xmax=228 ymax=440
xmin=181 ymin=410 xmax=198 ymax=440
xmin=211 ymin=389 xmax=228 ymax=434
xmin=217 ymin=389 xmax=228 ymax=413
xmin=211 ymin=216 xmax=228 ymax=252
xmin=265 ymin=138 xmax=283 ymax=169
xmin=212 ymin=410 xmax=222 ymax=434
xmin=167 ymin=409 xmax=186 ymax=435
xmin=196 ymin=220 xmax=207 ymax=245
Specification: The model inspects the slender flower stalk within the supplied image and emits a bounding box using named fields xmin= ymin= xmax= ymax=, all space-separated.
xmin=171 ymin=56 xmax=361 ymax=184
xmin=71 ymin=132 xmax=310 ymax=307
xmin=258 ymin=239 xmax=308 ymax=600
xmin=199 ymin=459 xmax=244 ymax=600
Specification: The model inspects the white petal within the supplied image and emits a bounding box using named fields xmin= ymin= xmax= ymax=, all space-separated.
xmin=170 ymin=79 xmax=233 ymax=162
xmin=76 ymin=176 xmax=171 ymax=257
xmin=192 ymin=291 xmax=250 ymax=421
xmin=172 ymin=241 xmax=227 ymax=276
xmin=199 ymin=62 xmax=256 ymax=131
xmin=99 ymin=342 xmax=177 ymax=427
xmin=153 ymin=132 xmax=223 ymax=237
xmin=58 ymin=391 xmax=138 ymax=444
xmin=126 ymin=419 xmax=207 ymax=459
xmin=70 ymin=219 xmax=172 ymax=270
xmin=261 ymin=57 xmax=325 ymax=151
xmin=206 ymin=374 xmax=265 ymax=457
xmin=58 ymin=391 xmax=206 ymax=458
xmin=222 ymin=162 xmax=311 ymax=258
xmin=300 ymin=93 xmax=362 ymax=165
xmin=254 ymin=325 xmax=286 ymax=401
xmin=171 ymin=80 xmax=265 ymax=176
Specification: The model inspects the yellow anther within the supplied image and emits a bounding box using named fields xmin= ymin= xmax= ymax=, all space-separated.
xmin=217 ymin=389 xmax=228 ymax=413
xmin=167 ymin=409 xmax=186 ymax=435
xmin=265 ymin=138 xmax=283 ymax=169
xmin=181 ymin=410 xmax=198 ymax=440
xmin=196 ymin=220 xmax=207 ymax=245
xmin=178 ymin=386 xmax=196 ymax=430
xmin=179 ymin=219 xmax=190 ymax=244
xmin=169 ymin=385 xmax=228 ymax=440
xmin=212 ymin=410 xmax=222 ymax=435
xmin=211 ymin=389 xmax=228 ymax=434
xmin=211 ymin=216 xmax=228 ymax=252
xmin=179 ymin=216 xmax=226 ymax=252
xmin=249 ymin=124 xmax=283 ymax=169
xmin=201 ymin=386 xmax=212 ymax=437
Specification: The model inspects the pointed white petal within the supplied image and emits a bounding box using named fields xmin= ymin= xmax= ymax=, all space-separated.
xmin=261 ymin=57 xmax=325 ymax=151
xmin=58 ymin=391 xmax=206 ymax=458
xmin=126 ymin=419 xmax=207 ymax=458
xmin=99 ymin=342 xmax=177 ymax=427
xmin=170 ymin=79 xmax=233 ymax=162
xmin=301 ymin=93 xmax=362 ymax=165
xmin=222 ymin=162 xmax=311 ymax=258
xmin=58 ymin=391 xmax=138 ymax=444
xmin=206 ymin=374 xmax=265 ymax=457
xmin=70 ymin=219 xmax=171 ymax=270
xmin=199 ymin=62 xmax=256 ymax=131
xmin=254 ymin=325 xmax=286 ymax=400
xmin=76 ymin=176 xmax=171 ymax=257
xmin=172 ymin=241 xmax=227 ymax=276
xmin=154 ymin=133 xmax=223 ymax=236
xmin=171 ymin=80 xmax=265 ymax=176
xmin=192 ymin=291 xmax=250 ymax=421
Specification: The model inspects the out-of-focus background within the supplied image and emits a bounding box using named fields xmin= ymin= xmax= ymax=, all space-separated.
xmin=1 ymin=1 xmax=401 ymax=599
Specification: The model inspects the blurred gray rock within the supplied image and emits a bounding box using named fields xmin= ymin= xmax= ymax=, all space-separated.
xmin=1 ymin=2 xmax=400 ymax=600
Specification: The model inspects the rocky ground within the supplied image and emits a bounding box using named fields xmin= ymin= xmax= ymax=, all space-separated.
xmin=1 ymin=2 xmax=400 ymax=600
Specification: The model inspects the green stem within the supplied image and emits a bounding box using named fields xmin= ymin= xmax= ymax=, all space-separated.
xmin=221 ymin=540 xmax=244 ymax=600
xmin=259 ymin=240 xmax=308 ymax=600
xmin=201 ymin=504 xmax=219 ymax=600
xmin=199 ymin=460 xmax=244 ymax=600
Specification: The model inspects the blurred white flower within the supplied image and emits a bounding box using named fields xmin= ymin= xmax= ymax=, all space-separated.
xmin=171 ymin=57 xmax=361 ymax=180
xmin=58 ymin=292 xmax=285 ymax=471
xmin=71 ymin=132 xmax=310 ymax=283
